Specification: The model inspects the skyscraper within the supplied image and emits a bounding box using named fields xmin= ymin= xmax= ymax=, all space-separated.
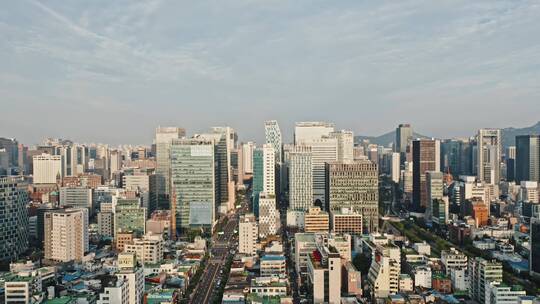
xmin=395 ymin=124 xmax=413 ymax=165
xmin=425 ymin=171 xmax=444 ymax=224
xmin=330 ymin=130 xmax=354 ymax=162
xmin=197 ymin=127 xmax=237 ymax=212
xmin=264 ymin=120 xmax=282 ymax=164
xmin=412 ymin=139 xmax=441 ymax=211
xmin=516 ymin=135 xmax=540 ymax=183
xmin=252 ymin=148 xmax=264 ymax=216
xmin=288 ymin=145 xmax=313 ymax=211
xmin=0 ymin=177 xmax=29 ymax=263
xmin=155 ymin=127 xmax=185 ymax=209
xmin=262 ymin=144 xmax=275 ymax=196
xmin=170 ymin=138 xmax=215 ymax=235
xmin=506 ymin=146 xmax=516 ymax=182
xmin=477 ymin=129 xmax=501 ymax=185
xmin=241 ymin=142 xmax=255 ymax=175
xmin=325 ymin=160 xmax=379 ymax=232
xmin=114 ymin=198 xmax=147 ymax=237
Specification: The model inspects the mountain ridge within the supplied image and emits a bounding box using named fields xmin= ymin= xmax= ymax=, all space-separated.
xmin=354 ymin=121 xmax=540 ymax=149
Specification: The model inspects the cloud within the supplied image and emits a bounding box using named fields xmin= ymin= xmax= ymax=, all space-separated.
xmin=0 ymin=0 xmax=539 ymax=144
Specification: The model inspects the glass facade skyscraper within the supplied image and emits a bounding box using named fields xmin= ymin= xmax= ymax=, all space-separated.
xmin=170 ymin=138 xmax=215 ymax=234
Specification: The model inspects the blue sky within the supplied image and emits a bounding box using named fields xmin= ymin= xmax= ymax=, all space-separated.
xmin=1 ymin=0 xmax=539 ymax=145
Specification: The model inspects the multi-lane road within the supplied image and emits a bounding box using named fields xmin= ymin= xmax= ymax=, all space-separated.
xmin=190 ymin=194 xmax=249 ymax=304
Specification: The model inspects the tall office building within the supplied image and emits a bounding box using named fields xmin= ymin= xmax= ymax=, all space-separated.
xmin=262 ymin=144 xmax=276 ymax=196
xmin=295 ymin=122 xmax=338 ymax=204
xmin=391 ymin=152 xmax=400 ymax=183
xmin=239 ymin=213 xmax=258 ymax=255
xmin=297 ymin=137 xmax=338 ymax=205
xmin=33 ymin=153 xmax=63 ymax=184
xmin=506 ymin=146 xmax=516 ymax=182
xmin=252 ymin=148 xmax=264 ymax=216
xmin=330 ymin=130 xmax=354 ymax=162
xmin=294 ymin=122 xmax=335 ymax=145
xmin=288 ymin=145 xmax=313 ymax=211
xmin=516 ymin=135 xmax=540 ymax=183
xmin=530 ymin=218 xmax=540 ymax=278
xmin=242 ymin=142 xmax=255 ymax=175
xmin=44 ymin=208 xmax=89 ymax=263
xmin=395 ymin=124 xmax=413 ymax=153
xmin=265 ymin=120 xmax=282 ymax=164
xmin=477 ymin=129 xmax=501 ymax=185
xmin=412 ymin=139 xmax=441 ymax=211
xmin=0 ymin=177 xmax=29 ymax=263
xmin=170 ymin=138 xmax=215 ymax=235
xmin=425 ymin=171 xmax=444 ymax=224
xmin=258 ymin=192 xmax=280 ymax=238
xmin=325 ymin=160 xmax=379 ymax=232
xmin=197 ymin=127 xmax=237 ymax=212
xmin=155 ymin=127 xmax=185 ymax=209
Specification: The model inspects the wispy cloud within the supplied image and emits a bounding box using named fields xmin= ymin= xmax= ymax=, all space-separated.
xmin=0 ymin=0 xmax=539 ymax=144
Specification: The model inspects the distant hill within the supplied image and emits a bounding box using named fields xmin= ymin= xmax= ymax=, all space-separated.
xmin=501 ymin=121 xmax=540 ymax=148
xmin=354 ymin=131 xmax=428 ymax=147
xmin=354 ymin=121 xmax=540 ymax=149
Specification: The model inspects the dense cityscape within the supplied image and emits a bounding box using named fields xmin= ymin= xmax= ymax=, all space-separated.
xmin=1 ymin=121 xmax=540 ymax=304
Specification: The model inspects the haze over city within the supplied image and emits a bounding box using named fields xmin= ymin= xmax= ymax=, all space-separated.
xmin=2 ymin=0 xmax=540 ymax=144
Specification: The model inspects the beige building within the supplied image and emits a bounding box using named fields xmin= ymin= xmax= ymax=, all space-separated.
xmin=44 ymin=208 xmax=88 ymax=263
xmin=124 ymin=233 xmax=164 ymax=265
xmin=331 ymin=207 xmax=362 ymax=234
xmin=33 ymin=153 xmax=62 ymax=184
xmin=239 ymin=214 xmax=258 ymax=255
xmin=325 ymin=160 xmax=379 ymax=232
xmin=367 ymin=243 xmax=401 ymax=298
xmin=304 ymin=207 xmax=329 ymax=233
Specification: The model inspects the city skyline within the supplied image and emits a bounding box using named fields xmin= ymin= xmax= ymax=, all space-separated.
xmin=2 ymin=0 xmax=540 ymax=145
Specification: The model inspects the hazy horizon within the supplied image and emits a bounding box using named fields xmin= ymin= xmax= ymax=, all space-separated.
xmin=1 ymin=1 xmax=539 ymax=145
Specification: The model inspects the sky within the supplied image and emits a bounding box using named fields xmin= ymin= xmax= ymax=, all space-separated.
xmin=1 ymin=0 xmax=539 ymax=146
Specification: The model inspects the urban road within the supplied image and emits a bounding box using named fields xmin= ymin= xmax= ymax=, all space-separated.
xmin=190 ymin=210 xmax=240 ymax=304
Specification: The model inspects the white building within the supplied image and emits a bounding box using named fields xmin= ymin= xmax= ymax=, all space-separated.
xmin=288 ymin=145 xmax=313 ymax=211
xmin=59 ymin=186 xmax=93 ymax=210
xmin=520 ymin=181 xmax=538 ymax=203
xmin=330 ymin=130 xmax=354 ymax=162
xmin=391 ymin=152 xmax=400 ymax=183
xmin=32 ymin=154 xmax=62 ymax=184
xmin=258 ymin=192 xmax=280 ymax=238
xmin=294 ymin=122 xmax=335 ymax=144
xmin=442 ymin=248 xmax=468 ymax=273
xmin=242 ymin=142 xmax=255 ymax=175
xmin=97 ymin=278 xmax=129 ymax=304
xmin=116 ymin=253 xmax=144 ymax=304
xmin=469 ymin=257 xmax=503 ymax=304
xmin=239 ymin=213 xmax=258 ymax=255
xmin=262 ymin=144 xmax=275 ymax=196
xmin=486 ymin=282 xmax=527 ymax=304
xmin=44 ymin=208 xmax=89 ymax=263
xmin=307 ymin=247 xmax=341 ymax=304
xmin=413 ymin=266 xmax=432 ymax=289
xmin=477 ymin=129 xmax=501 ymax=187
